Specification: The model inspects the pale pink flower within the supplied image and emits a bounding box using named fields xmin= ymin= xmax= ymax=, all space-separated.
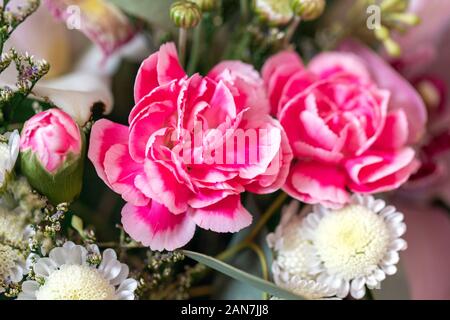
xmin=393 ymin=200 xmax=450 ymax=300
xmin=263 ymin=42 xmax=426 ymax=208
xmin=43 ymin=0 xmax=136 ymax=57
xmin=20 ymin=108 xmax=82 ymax=173
xmin=89 ymin=43 xmax=292 ymax=251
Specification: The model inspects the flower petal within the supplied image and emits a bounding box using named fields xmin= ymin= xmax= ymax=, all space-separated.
xmin=283 ymin=162 xmax=350 ymax=208
xmin=103 ymin=144 xmax=149 ymax=206
xmin=134 ymin=42 xmax=185 ymax=102
xmin=121 ymin=202 xmax=196 ymax=251
xmin=43 ymin=0 xmax=136 ymax=57
xmin=340 ymin=40 xmax=427 ymax=144
xmin=88 ymin=119 xmax=129 ymax=187
xmin=190 ymin=195 xmax=252 ymax=233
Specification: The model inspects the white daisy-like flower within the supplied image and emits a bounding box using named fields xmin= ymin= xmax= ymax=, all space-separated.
xmin=17 ymin=242 xmax=138 ymax=300
xmin=268 ymin=194 xmax=407 ymax=299
xmin=267 ymin=201 xmax=337 ymax=299
xmin=0 ymin=130 xmax=19 ymax=190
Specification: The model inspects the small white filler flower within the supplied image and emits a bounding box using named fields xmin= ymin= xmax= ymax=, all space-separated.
xmin=0 ymin=130 xmax=20 ymax=190
xmin=17 ymin=242 xmax=138 ymax=300
xmin=0 ymin=206 xmax=34 ymax=293
xmin=268 ymin=194 xmax=407 ymax=299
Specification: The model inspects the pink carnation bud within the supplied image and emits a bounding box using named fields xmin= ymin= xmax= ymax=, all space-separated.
xmin=20 ymin=108 xmax=85 ymax=204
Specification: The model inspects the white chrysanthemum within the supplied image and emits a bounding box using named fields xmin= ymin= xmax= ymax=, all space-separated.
xmin=268 ymin=195 xmax=407 ymax=299
xmin=0 ymin=130 xmax=19 ymax=190
xmin=267 ymin=201 xmax=337 ymax=299
xmin=17 ymin=242 xmax=138 ymax=300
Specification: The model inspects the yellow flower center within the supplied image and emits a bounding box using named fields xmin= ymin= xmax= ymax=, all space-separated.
xmin=36 ymin=265 xmax=116 ymax=300
xmin=314 ymin=205 xmax=390 ymax=280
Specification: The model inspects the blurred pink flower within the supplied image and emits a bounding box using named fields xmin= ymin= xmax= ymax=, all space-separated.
xmin=43 ymin=0 xmax=136 ymax=57
xmin=20 ymin=108 xmax=82 ymax=173
xmin=394 ymin=200 xmax=450 ymax=300
xmin=263 ymin=42 xmax=426 ymax=208
xmin=389 ymin=0 xmax=450 ymax=202
xmin=89 ymin=43 xmax=292 ymax=251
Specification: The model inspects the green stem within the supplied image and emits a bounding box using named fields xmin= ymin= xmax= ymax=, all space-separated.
xmin=178 ymin=28 xmax=188 ymax=67
xmin=240 ymin=0 xmax=249 ymax=22
xmin=284 ymin=16 xmax=301 ymax=47
xmin=187 ymin=19 xmax=202 ymax=75
xmin=216 ymin=192 xmax=287 ymax=261
xmin=244 ymin=192 xmax=288 ymax=243
xmin=247 ymin=242 xmax=270 ymax=300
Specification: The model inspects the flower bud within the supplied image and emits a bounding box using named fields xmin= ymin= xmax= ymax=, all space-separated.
xmin=191 ymin=0 xmax=219 ymax=12
xmin=290 ymin=0 xmax=325 ymax=21
xmin=19 ymin=109 xmax=85 ymax=204
xmin=254 ymin=0 xmax=293 ymax=26
xmin=170 ymin=1 xmax=202 ymax=29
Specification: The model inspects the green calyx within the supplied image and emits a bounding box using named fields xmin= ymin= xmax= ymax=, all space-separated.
xmin=20 ymin=132 xmax=86 ymax=205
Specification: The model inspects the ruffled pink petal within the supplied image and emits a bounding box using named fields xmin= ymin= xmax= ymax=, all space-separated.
xmin=346 ymin=148 xmax=420 ymax=193
xmin=232 ymin=114 xmax=282 ymax=180
xmin=121 ymin=202 xmax=196 ymax=251
xmin=157 ymin=43 xmax=186 ymax=85
xmin=103 ymin=144 xmax=149 ymax=206
xmin=308 ymin=52 xmax=372 ymax=83
xmin=283 ymin=162 xmax=350 ymax=208
xmin=88 ymin=119 xmax=129 ymax=187
xmin=262 ymin=50 xmax=304 ymax=115
xmin=134 ymin=42 xmax=186 ymax=103
xmin=278 ymin=70 xmax=316 ymax=108
xmin=208 ymin=61 xmax=262 ymax=84
xmin=267 ymin=63 xmax=303 ymax=116
xmin=202 ymin=81 xmax=237 ymax=127
xmin=208 ymin=61 xmax=269 ymax=114
xmin=134 ymin=52 xmax=159 ymax=103
xmin=395 ymin=201 xmax=450 ymax=300
xmin=261 ymin=50 xmax=304 ymax=84
xmin=188 ymin=188 xmax=236 ymax=209
xmin=374 ymin=109 xmax=409 ymax=150
xmin=134 ymin=159 xmax=191 ymax=214
xmin=190 ymin=195 xmax=252 ymax=233
xmin=245 ymin=119 xmax=293 ymax=194
xmin=340 ymin=40 xmax=427 ymax=144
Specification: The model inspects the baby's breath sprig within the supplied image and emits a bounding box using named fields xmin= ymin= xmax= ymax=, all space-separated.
xmin=0 ymin=0 xmax=40 ymax=53
xmin=0 ymin=1 xmax=49 ymax=128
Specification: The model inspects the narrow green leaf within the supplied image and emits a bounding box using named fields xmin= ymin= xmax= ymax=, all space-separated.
xmin=182 ymin=250 xmax=304 ymax=300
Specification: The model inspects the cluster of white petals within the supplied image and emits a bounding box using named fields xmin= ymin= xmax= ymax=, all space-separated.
xmin=18 ymin=242 xmax=137 ymax=300
xmin=268 ymin=194 xmax=407 ymax=299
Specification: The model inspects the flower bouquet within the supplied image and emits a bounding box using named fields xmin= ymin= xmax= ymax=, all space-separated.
xmin=0 ymin=0 xmax=448 ymax=301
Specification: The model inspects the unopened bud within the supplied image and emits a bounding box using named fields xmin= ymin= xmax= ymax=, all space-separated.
xmin=170 ymin=1 xmax=202 ymax=29
xmin=290 ymin=0 xmax=325 ymax=21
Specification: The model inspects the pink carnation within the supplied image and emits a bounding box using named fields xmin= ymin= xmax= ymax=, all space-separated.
xmin=20 ymin=108 xmax=82 ymax=173
xmin=263 ymin=42 xmax=426 ymax=208
xmin=89 ymin=43 xmax=292 ymax=251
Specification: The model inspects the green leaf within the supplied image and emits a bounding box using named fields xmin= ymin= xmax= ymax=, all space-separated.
xmin=71 ymin=215 xmax=85 ymax=237
xmin=108 ymin=0 xmax=175 ymax=28
xmin=182 ymin=250 xmax=304 ymax=300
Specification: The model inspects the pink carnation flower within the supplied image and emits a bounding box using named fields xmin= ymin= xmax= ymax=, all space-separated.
xmin=89 ymin=43 xmax=292 ymax=251
xmin=20 ymin=108 xmax=82 ymax=173
xmin=263 ymin=42 xmax=427 ymax=208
